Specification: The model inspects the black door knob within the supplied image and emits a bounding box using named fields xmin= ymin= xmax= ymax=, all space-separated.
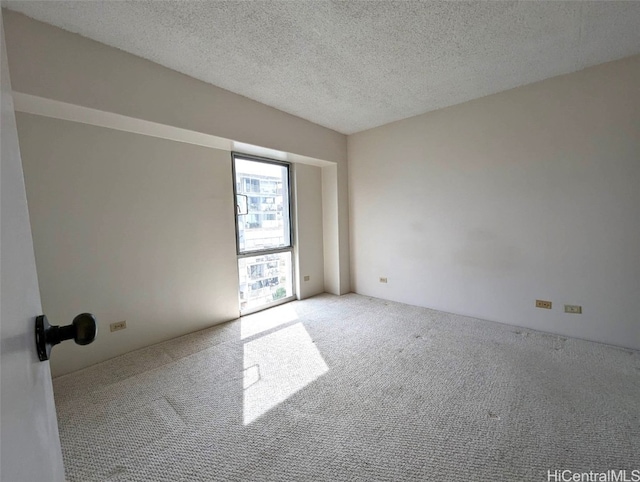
xmin=35 ymin=313 xmax=97 ymax=362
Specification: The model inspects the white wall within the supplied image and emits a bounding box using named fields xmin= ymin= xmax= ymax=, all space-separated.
xmin=294 ymin=164 xmax=325 ymax=299
xmin=349 ymin=55 xmax=640 ymax=350
xmin=0 ymin=10 xmax=65 ymax=479
xmin=17 ymin=113 xmax=240 ymax=376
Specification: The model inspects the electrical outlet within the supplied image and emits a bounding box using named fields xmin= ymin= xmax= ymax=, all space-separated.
xmin=535 ymin=300 xmax=552 ymax=309
xmin=379 ymin=277 xmax=388 ymax=283
xmin=304 ymin=275 xmax=310 ymax=282
xmin=110 ymin=320 xmax=127 ymax=332
xmin=564 ymin=305 xmax=582 ymax=314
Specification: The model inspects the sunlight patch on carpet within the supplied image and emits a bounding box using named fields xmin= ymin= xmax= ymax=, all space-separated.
xmin=240 ymin=303 xmax=299 ymax=340
xmin=243 ymin=322 xmax=328 ymax=425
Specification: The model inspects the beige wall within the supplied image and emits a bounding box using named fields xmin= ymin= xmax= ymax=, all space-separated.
xmin=2 ymin=10 xmax=351 ymax=376
xmin=3 ymin=9 xmax=350 ymax=300
xmin=18 ymin=112 xmax=330 ymax=376
xmin=2 ymin=10 xmax=345 ymax=165
xmin=294 ymin=164 xmax=325 ymax=299
xmin=322 ymin=165 xmax=339 ymax=295
xmin=17 ymin=113 xmax=241 ymax=376
xmin=349 ymin=55 xmax=640 ymax=350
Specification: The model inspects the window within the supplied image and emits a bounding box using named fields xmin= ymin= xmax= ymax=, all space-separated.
xmin=233 ymin=154 xmax=294 ymax=314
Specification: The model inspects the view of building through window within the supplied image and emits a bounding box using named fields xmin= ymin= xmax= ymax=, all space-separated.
xmin=238 ymin=252 xmax=293 ymax=312
xmin=235 ymin=157 xmax=293 ymax=312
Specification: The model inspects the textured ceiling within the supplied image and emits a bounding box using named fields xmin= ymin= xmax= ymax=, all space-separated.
xmin=5 ymin=1 xmax=640 ymax=134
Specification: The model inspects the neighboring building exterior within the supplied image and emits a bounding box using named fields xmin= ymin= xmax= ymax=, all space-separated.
xmin=236 ymin=170 xmax=291 ymax=311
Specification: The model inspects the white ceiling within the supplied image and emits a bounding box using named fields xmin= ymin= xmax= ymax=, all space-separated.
xmin=5 ymin=1 xmax=640 ymax=134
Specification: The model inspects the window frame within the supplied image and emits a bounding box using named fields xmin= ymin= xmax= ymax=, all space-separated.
xmin=232 ymin=152 xmax=293 ymax=257
xmin=232 ymin=152 xmax=296 ymax=316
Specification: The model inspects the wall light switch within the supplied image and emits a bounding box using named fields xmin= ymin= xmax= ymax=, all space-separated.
xmin=379 ymin=277 xmax=388 ymax=283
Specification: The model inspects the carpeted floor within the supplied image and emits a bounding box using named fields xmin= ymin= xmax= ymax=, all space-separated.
xmin=53 ymin=293 xmax=640 ymax=481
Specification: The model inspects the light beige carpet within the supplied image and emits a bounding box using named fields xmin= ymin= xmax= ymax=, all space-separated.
xmin=53 ymin=294 xmax=640 ymax=481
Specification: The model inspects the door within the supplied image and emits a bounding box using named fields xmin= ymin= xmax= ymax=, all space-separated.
xmin=233 ymin=153 xmax=296 ymax=315
xmin=0 ymin=12 xmax=65 ymax=481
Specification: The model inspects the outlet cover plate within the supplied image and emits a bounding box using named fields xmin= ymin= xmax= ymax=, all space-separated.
xmin=564 ymin=305 xmax=582 ymax=314
xmin=536 ymin=300 xmax=552 ymax=309
xmin=110 ymin=320 xmax=127 ymax=332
